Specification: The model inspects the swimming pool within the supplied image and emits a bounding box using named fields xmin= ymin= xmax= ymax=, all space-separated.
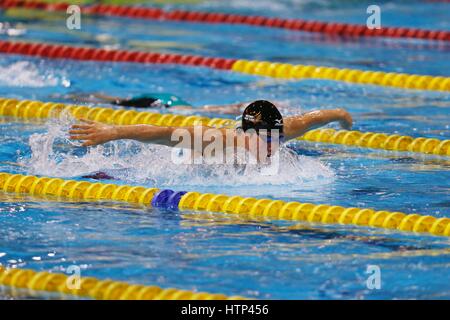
xmin=0 ymin=0 xmax=449 ymax=299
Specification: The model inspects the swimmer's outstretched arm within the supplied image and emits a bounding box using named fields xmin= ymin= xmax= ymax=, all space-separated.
xmin=69 ymin=119 xmax=237 ymax=151
xmin=283 ymin=109 xmax=353 ymax=140
xmin=62 ymin=93 xmax=122 ymax=104
xmin=171 ymin=102 xmax=246 ymax=115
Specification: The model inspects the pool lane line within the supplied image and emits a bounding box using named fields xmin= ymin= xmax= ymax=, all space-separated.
xmin=0 ymin=172 xmax=449 ymax=237
xmin=0 ymin=266 xmax=245 ymax=300
xmin=1 ymin=97 xmax=449 ymax=157
xmin=1 ymin=0 xmax=449 ymax=42
xmin=0 ymin=97 xmax=235 ymax=127
xmin=1 ymin=40 xmax=450 ymax=92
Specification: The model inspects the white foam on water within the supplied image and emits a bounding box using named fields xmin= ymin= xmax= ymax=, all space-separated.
xmin=0 ymin=62 xmax=69 ymax=88
xmin=199 ymin=0 xmax=319 ymax=13
xmin=20 ymin=116 xmax=334 ymax=188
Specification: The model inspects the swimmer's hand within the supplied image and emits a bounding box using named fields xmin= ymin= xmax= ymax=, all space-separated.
xmin=284 ymin=108 xmax=353 ymax=140
xmin=337 ymin=108 xmax=353 ymax=130
xmin=69 ymin=119 xmax=118 ymax=147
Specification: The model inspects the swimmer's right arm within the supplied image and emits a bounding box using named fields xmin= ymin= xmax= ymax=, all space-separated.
xmin=64 ymin=93 xmax=122 ymax=104
xmin=283 ymin=108 xmax=353 ymax=140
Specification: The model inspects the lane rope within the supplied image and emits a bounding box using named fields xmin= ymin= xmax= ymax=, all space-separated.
xmin=1 ymin=0 xmax=449 ymax=42
xmin=0 ymin=172 xmax=449 ymax=237
xmin=0 ymin=266 xmax=244 ymax=299
xmin=231 ymin=59 xmax=450 ymax=92
xmin=0 ymin=97 xmax=235 ymax=127
xmin=1 ymin=97 xmax=449 ymax=156
xmin=0 ymin=40 xmax=448 ymax=92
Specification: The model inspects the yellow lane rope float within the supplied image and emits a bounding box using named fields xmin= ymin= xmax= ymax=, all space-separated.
xmin=0 ymin=266 xmax=244 ymax=300
xmin=0 ymin=172 xmax=449 ymax=237
xmin=231 ymin=60 xmax=450 ymax=92
xmin=0 ymin=97 xmax=234 ymax=127
xmin=0 ymin=97 xmax=449 ymax=156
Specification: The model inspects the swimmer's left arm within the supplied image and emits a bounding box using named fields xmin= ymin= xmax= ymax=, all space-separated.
xmin=283 ymin=108 xmax=353 ymax=140
xmin=69 ymin=119 xmax=227 ymax=151
xmin=69 ymin=119 xmax=185 ymax=147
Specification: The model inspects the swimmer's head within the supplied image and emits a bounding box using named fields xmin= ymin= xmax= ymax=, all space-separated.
xmin=241 ymin=100 xmax=284 ymax=136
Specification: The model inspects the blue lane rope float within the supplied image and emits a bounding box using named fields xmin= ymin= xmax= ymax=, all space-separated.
xmin=151 ymin=189 xmax=175 ymax=208
xmin=167 ymin=191 xmax=187 ymax=210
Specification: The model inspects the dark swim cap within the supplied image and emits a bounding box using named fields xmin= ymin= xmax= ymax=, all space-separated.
xmin=241 ymin=100 xmax=283 ymax=135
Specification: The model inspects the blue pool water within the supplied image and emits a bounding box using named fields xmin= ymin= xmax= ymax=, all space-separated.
xmin=0 ymin=0 xmax=450 ymax=299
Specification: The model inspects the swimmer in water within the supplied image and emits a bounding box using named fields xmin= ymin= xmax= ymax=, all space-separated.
xmin=69 ymin=100 xmax=352 ymax=163
xmin=66 ymin=92 xmax=247 ymax=115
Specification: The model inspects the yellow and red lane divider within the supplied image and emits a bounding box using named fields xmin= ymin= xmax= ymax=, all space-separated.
xmin=0 ymin=40 xmax=449 ymax=92
xmin=0 ymin=266 xmax=244 ymax=299
xmin=0 ymin=172 xmax=449 ymax=237
xmin=1 ymin=0 xmax=449 ymax=42
xmin=1 ymin=97 xmax=449 ymax=156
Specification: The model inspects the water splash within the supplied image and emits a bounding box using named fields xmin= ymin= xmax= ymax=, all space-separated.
xmin=0 ymin=62 xmax=70 ymax=88
xmin=19 ymin=117 xmax=334 ymax=188
xmin=0 ymin=22 xmax=26 ymax=37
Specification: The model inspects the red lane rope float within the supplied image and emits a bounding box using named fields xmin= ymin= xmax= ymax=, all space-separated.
xmin=1 ymin=0 xmax=449 ymax=42
xmin=0 ymin=40 xmax=236 ymax=70
xmin=1 ymin=40 xmax=449 ymax=92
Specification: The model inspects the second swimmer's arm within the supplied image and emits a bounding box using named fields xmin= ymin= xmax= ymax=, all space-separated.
xmin=171 ymin=102 xmax=246 ymax=115
xmin=283 ymin=109 xmax=353 ymax=140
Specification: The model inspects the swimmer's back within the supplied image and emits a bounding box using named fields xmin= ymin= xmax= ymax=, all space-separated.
xmin=113 ymin=93 xmax=191 ymax=109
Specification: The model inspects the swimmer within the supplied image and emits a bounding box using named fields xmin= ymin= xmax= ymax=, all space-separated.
xmin=66 ymin=92 xmax=247 ymax=115
xmin=69 ymin=100 xmax=352 ymax=162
